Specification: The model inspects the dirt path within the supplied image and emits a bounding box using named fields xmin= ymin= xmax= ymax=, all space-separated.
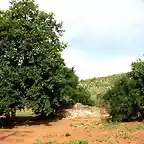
xmin=0 ymin=117 xmax=144 ymax=144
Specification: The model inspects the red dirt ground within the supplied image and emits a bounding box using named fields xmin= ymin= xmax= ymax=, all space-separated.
xmin=0 ymin=117 xmax=144 ymax=144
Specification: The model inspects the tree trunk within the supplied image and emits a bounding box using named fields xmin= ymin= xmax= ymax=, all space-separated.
xmin=11 ymin=109 xmax=16 ymax=118
xmin=139 ymin=109 xmax=144 ymax=121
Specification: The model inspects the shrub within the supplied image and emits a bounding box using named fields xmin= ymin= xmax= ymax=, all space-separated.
xmin=103 ymin=59 xmax=144 ymax=122
xmin=103 ymin=73 xmax=142 ymax=122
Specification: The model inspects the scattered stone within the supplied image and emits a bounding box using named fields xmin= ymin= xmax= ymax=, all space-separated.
xmin=65 ymin=133 xmax=71 ymax=137
xmin=64 ymin=109 xmax=102 ymax=119
xmin=57 ymin=103 xmax=109 ymax=120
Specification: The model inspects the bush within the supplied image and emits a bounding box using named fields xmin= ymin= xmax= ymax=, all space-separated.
xmin=103 ymin=73 xmax=142 ymax=122
xmin=103 ymin=59 xmax=144 ymax=122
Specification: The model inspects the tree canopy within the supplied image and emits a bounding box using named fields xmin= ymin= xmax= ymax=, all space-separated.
xmin=0 ymin=0 xmax=93 ymax=116
xmin=103 ymin=59 xmax=144 ymax=122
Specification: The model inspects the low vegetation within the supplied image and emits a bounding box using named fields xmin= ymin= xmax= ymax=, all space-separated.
xmin=33 ymin=140 xmax=88 ymax=144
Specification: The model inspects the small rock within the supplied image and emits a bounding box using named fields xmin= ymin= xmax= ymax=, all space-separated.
xmin=65 ymin=133 xmax=71 ymax=137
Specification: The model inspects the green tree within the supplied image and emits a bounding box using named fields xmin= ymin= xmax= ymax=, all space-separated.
xmin=0 ymin=0 xmax=92 ymax=117
xmin=130 ymin=59 xmax=144 ymax=118
xmin=104 ymin=59 xmax=144 ymax=122
xmin=103 ymin=74 xmax=139 ymax=122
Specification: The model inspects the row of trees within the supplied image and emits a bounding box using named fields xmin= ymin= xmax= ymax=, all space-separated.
xmin=1 ymin=0 xmax=143 ymax=123
xmin=104 ymin=59 xmax=144 ymax=122
xmin=0 ymin=0 xmax=93 ymax=117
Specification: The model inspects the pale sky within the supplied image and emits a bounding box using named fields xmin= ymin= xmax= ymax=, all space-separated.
xmin=0 ymin=0 xmax=144 ymax=79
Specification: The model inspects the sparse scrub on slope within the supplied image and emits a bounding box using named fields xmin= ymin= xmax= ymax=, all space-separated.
xmin=80 ymin=73 xmax=126 ymax=106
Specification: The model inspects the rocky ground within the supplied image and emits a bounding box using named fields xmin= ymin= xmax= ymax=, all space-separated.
xmin=58 ymin=103 xmax=109 ymax=119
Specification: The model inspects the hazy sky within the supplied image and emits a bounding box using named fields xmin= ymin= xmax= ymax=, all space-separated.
xmin=1 ymin=0 xmax=144 ymax=79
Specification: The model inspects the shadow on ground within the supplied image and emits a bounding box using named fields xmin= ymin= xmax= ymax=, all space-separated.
xmin=13 ymin=114 xmax=63 ymax=127
xmin=1 ymin=104 xmax=77 ymax=129
xmin=0 ymin=114 xmax=64 ymax=129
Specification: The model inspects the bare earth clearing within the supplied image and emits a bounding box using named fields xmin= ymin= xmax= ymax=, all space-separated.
xmin=0 ymin=106 xmax=144 ymax=144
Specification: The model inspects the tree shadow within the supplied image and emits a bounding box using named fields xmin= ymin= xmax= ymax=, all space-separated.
xmin=13 ymin=114 xmax=63 ymax=127
xmin=0 ymin=114 xmax=64 ymax=129
xmin=1 ymin=104 xmax=74 ymax=129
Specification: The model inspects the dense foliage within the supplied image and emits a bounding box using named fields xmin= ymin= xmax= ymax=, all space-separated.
xmin=0 ymin=0 xmax=92 ymax=116
xmin=103 ymin=59 xmax=144 ymax=122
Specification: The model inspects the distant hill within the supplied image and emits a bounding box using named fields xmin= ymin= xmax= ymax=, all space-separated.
xmin=79 ymin=73 xmax=126 ymax=105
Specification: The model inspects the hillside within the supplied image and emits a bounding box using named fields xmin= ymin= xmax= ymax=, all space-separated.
xmin=79 ymin=73 xmax=127 ymax=105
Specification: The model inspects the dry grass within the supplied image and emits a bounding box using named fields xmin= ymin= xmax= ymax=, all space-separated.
xmin=16 ymin=109 xmax=34 ymax=117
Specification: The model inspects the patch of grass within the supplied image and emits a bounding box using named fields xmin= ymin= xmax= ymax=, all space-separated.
xmin=70 ymin=122 xmax=85 ymax=128
xmin=124 ymin=125 xmax=144 ymax=133
xmin=102 ymin=121 xmax=118 ymax=130
xmin=95 ymin=137 xmax=109 ymax=142
xmin=16 ymin=109 xmax=34 ymax=117
xmin=107 ymin=142 xmax=114 ymax=144
xmin=33 ymin=140 xmax=88 ymax=144
xmin=33 ymin=139 xmax=55 ymax=144
xmin=95 ymin=136 xmax=113 ymax=144
xmin=71 ymin=140 xmax=88 ymax=144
